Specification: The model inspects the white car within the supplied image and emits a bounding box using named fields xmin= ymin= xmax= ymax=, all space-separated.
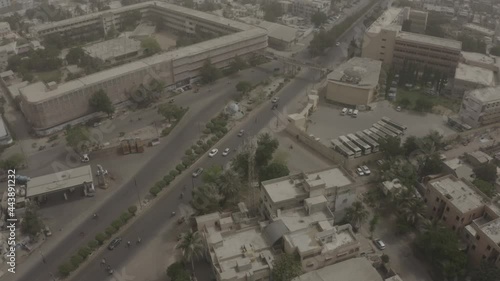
xmin=208 ymin=148 xmax=218 ymax=157
xmin=347 ymin=109 xmax=353 ymax=115
xmin=222 ymin=148 xmax=230 ymax=156
xmin=271 ymin=97 xmax=279 ymax=103
xmin=81 ymin=154 xmax=89 ymax=162
xmin=374 ymin=239 xmax=386 ymax=250
xmin=356 ymin=167 xmax=364 ymax=176
xmin=361 ymin=165 xmax=371 ymax=175
xmin=335 ymin=42 xmax=340 ymax=46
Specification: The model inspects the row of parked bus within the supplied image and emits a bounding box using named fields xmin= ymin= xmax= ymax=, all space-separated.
xmin=331 ymin=117 xmax=407 ymax=158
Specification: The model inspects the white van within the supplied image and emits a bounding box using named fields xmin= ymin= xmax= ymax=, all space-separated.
xmin=352 ymin=109 xmax=359 ymax=117
xmin=341 ymin=108 xmax=347 ymax=115
xmin=347 ymin=109 xmax=353 ymax=115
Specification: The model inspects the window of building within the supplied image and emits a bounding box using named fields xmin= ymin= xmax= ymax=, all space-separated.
xmin=476 ymin=235 xmax=480 ymax=240
xmin=436 ymin=197 xmax=440 ymax=202
xmin=446 ymin=207 xmax=450 ymax=211
xmin=456 ymin=216 xmax=459 ymax=221
xmin=487 ymin=245 xmax=491 ymax=251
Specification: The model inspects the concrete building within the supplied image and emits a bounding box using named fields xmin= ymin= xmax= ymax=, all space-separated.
xmin=459 ymin=86 xmax=500 ymax=128
xmin=0 ymin=116 xmax=12 ymax=145
xmin=279 ymin=0 xmax=331 ymax=19
xmin=240 ymin=18 xmax=298 ymax=50
xmin=422 ymin=4 xmax=455 ymax=17
xmin=0 ymin=0 xmax=11 ymax=9
xmin=20 ymin=2 xmax=268 ymax=135
xmin=460 ymin=51 xmax=498 ymax=73
xmin=423 ymin=175 xmax=500 ymax=267
xmin=362 ymin=7 xmax=461 ymax=76
xmin=325 ymin=57 xmax=382 ymax=106
xmin=408 ymin=9 xmax=427 ymax=34
xmin=0 ymin=22 xmax=10 ymax=38
xmin=83 ymin=37 xmax=143 ymax=64
xmin=453 ymin=63 xmax=495 ymax=97
xmin=465 ymin=151 xmax=493 ymax=167
xmin=464 ymin=23 xmax=495 ymax=37
xmin=260 ymin=167 xmax=354 ymax=221
xmin=292 ymin=258 xmax=383 ymax=281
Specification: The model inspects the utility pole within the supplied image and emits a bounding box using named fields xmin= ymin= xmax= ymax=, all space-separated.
xmin=134 ymin=178 xmax=143 ymax=209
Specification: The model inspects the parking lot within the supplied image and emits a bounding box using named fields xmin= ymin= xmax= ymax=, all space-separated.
xmin=307 ymin=100 xmax=456 ymax=146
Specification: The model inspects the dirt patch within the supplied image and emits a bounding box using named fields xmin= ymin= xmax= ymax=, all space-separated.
xmin=153 ymin=31 xmax=177 ymax=51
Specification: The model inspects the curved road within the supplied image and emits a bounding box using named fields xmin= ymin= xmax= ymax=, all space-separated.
xmin=13 ymin=2 xmax=379 ymax=279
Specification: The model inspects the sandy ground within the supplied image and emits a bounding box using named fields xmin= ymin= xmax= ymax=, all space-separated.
xmin=153 ymin=31 xmax=177 ymax=50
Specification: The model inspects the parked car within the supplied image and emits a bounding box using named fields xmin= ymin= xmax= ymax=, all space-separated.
xmin=356 ymin=167 xmax=365 ymax=176
xmin=335 ymin=41 xmax=340 ymax=46
xmin=361 ymin=165 xmax=371 ymax=175
xmin=107 ymin=237 xmax=122 ymax=250
xmin=376 ymin=160 xmax=385 ymax=167
xmin=347 ymin=109 xmax=353 ymax=115
xmin=192 ymin=167 xmax=204 ymax=178
xmin=396 ymin=106 xmax=401 ymax=112
xmin=271 ymin=97 xmax=279 ymax=103
xmin=208 ymin=148 xmax=218 ymax=157
xmin=374 ymin=239 xmax=386 ymax=250
xmin=81 ymin=154 xmax=90 ymax=162
xmin=238 ymin=130 xmax=245 ymax=137
xmin=222 ymin=148 xmax=230 ymax=156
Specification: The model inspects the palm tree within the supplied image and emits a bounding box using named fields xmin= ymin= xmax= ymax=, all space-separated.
xmin=176 ymin=230 xmax=205 ymax=271
xmin=219 ymin=170 xmax=242 ymax=200
xmin=399 ymin=197 xmax=425 ymax=225
xmin=418 ymin=218 xmax=445 ymax=234
xmin=345 ymin=201 xmax=368 ymax=229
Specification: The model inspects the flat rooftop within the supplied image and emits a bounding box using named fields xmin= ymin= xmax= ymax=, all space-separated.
xmin=461 ymin=51 xmax=496 ymax=65
xmin=293 ymin=257 xmax=382 ymax=281
xmin=455 ymin=63 xmax=495 ymax=86
xmin=464 ymin=23 xmax=495 ymax=36
xmin=262 ymin=167 xmax=352 ymax=204
xmin=429 ymin=175 xmax=486 ymax=214
xmin=467 ymin=86 xmax=500 ymax=103
xmin=279 ymin=207 xmax=333 ymax=232
xmin=423 ymin=4 xmax=455 ymax=14
xmin=480 ymin=218 xmax=500 ymax=245
xmin=26 ymin=165 xmax=93 ymax=197
xmin=366 ymin=7 xmax=405 ymax=34
xmin=327 ymin=57 xmax=382 ymax=89
xmin=286 ymin=223 xmax=355 ymax=253
xmin=396 ymin=31 xmax=462 ymax=50
xmin=213 ymin=227 xmax=269 ymax=261
xmin=239 ymin=17 xmax=297 ymax=43
xmin=83 ymin=37 xmax=142 ymax=61
xmin=0 ymin=116 xmax=7 ymax=138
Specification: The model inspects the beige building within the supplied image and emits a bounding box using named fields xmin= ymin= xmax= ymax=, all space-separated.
xmin=423 ymin=175 xmax=500 ymax=267
xmin=260 ymin=167 xmax=354 ymax=221
xmin=459 ymin=86 xmax=500 ymax=128
xmin=279 ymin=0 xmax=331 ymax=19
xmin=20 ymin=2 xmax=268 ymax=135
xmin=362 ymin=7 xmax=461 ymax=76
xmin=293 ymin=258 xmax=383 ymax=281
xmin=460 ymin=51 xmax=499 ymax=73
xmin=453 ymin=63 xmax=495 ymax=97
xmin=325 ymin=57 xmax=382 ymax=106
xmin=408 ymin=9 xmax=427 ymax=34
xmin=83 ymin=37 xmax=143 ymax=64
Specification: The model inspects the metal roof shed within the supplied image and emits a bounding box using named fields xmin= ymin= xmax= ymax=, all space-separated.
xmin=26 ymin=165 xmax=93 ymax=198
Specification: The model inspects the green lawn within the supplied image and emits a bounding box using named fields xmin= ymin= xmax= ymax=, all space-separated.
xmin=36 ymin=70 xmax=62 ymax=83
xmin=395 ymin=88 xmax=461 ymax=113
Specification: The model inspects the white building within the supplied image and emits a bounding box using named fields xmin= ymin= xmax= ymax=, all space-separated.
xmin=0 ymin=22 xmax=10 ymax=38
xmin=280 ymin=0 xmax=331 ymax=19
xmin=293 ymin=258 xmax=383 ymax=281
xmin=83 ymin=37 xmax=143 ymax=63
xmin=0 ymin=0 xmax=11 ymax=9
xmin=453 ymin=63 xmax=495 ymax=97
xmin=459 ymin=86 xmax=500 ymax=128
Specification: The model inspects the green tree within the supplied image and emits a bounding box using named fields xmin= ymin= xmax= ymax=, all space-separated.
xmin=235 ymin=81 xmax=252 ymax=96
xmin=0 ymin=153 xmax=25 ymax=170
xmin=369 ymin=214 xmax=379 ymax=237
xmin=474 ymin=163 xmax=498 ymax=182
xmin=255 ymin=133 xmax=279 ymax=167
xmin=231 ymin=151 xmax=250 ymax=181
xmin=344 ymin=201 xmax=368 ymax=229
xmin=175 ymin=230 xmax=204 ymax=271
xmin=473 ymin=179 xmax=496 ymax=198
xmin=89 ymin=90 xmax=115 ymax=116
xmin=66 ymin=47 xmax=85 ymax=64
xmin=414 ymin=97 xmax=433 ymax=112
xmin=490 ymin=45 xmax=500 ymax=56
xmin=260 ymin=162 xmax=290 ymax=181
xmin=263 ymin=2 xmax=283 ymax=22
xmin=65 ymin=126 xmax=90 ymax=152
xmin=199 ymin=59 xmax=221 ymax=84
xmin=378 ymin=136 xmax=402 ymax=158
xmin=122 ymin=10 xmax=142 ymax=30
xmin=399 ymin=97 xmax=411 ymax=109
xmin=311 ymin=11 xmax=328 ymax=28
xmin=308 ymin=30 xmax=331 ymax=56
xmin=470 ymin=261 xmax=500 ymax=281
xmin=21 ymin=203 xmax=44 ymax=239
xmin=271 ymin=253 xmax=302 ymax=281
xmin=191 ymin=184 xmax=223 ymax=214
xmin=157 ymin=103 xmax=184 ymax=122
xmin=202 ymin=165 xmax=223 ymax=185
xmin=402 ymin=135 xmax=418 ymax=157
xmin=398 ymin=195 xmax=425 ymax=225
xmin=228 ymin=56 xmax=247 ymax=73
xmin=167 ymin=262 xmax=191 ymax=281
xmin=218 ymin=170 xmax=243 ymax=201
xmin=141 ymin=38 xmax=161 ymax=56
xmin=419 ymin=154 xmax=443 ymax=177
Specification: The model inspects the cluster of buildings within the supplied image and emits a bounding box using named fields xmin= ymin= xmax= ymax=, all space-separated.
xmin=194 ymin=167 xmax=402 ymax=281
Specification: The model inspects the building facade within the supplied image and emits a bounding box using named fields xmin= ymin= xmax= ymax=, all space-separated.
xmin=423 ymin=175 xmax=500 ymax=267
xmin=408 ymin=9 xmax=427 ymax=34
xmin=459 ymin=86 xmax=500 ymax=128
xmin=325 ymin=57 xmax=381 ymax=106
xmin=20 ymin=2 xmax=268 ymax=135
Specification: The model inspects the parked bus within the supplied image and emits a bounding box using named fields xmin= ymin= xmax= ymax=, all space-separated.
xmin=347 ymin=134 xmax=371 ymax=155
xmin=373 ymin=123 xmax=397 ymax=138
xmin=355 ymin=131 xmax=379 ymax=153
xmin=369 ymin=127 xmax=388 ymax=139
xmin=331 ymin=139 xmax=354 ymax=159
xmin=339 ymin=135 xmax=362 ymax=157
xmin=377 ymin=121 xmax=403 ymax=136
xmin=363 ymin=129 xmax=381 ymax=141
xmin=381 ymin=117 xmax=407 ymax=131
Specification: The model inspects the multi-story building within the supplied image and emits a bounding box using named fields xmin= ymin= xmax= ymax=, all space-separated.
xmin=0 ymin=0 xmax=11 ymax=9
xmin=453 ymin=63 xmax=495 ymax=97
xmin=408 ymin=9 xmax=427 ymax=34
xmin=279 ymin=0 xmax=330 ymax=19
xmin=459 ymin=86 xmax=500 ymax=128
xmin=293 ymin=258 xmax=383 ymax=281
xmin=260 ymin=167 xmax=355 ymax=221
xmin=0 ymin=22 xmax=10 ymax=38
xmin=325 ymin=57 xmax=382 ymax=106
xmin=423 ymin=175 xmax=500 ymax=267
xmin=362 ymin=7 xmax=461 ymax=76
xmin=19 ymin=2 xmax=268 ymax=135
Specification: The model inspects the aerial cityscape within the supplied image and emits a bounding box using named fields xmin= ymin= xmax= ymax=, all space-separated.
xmin=0 ymin=0 xmax=499 ymax=280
